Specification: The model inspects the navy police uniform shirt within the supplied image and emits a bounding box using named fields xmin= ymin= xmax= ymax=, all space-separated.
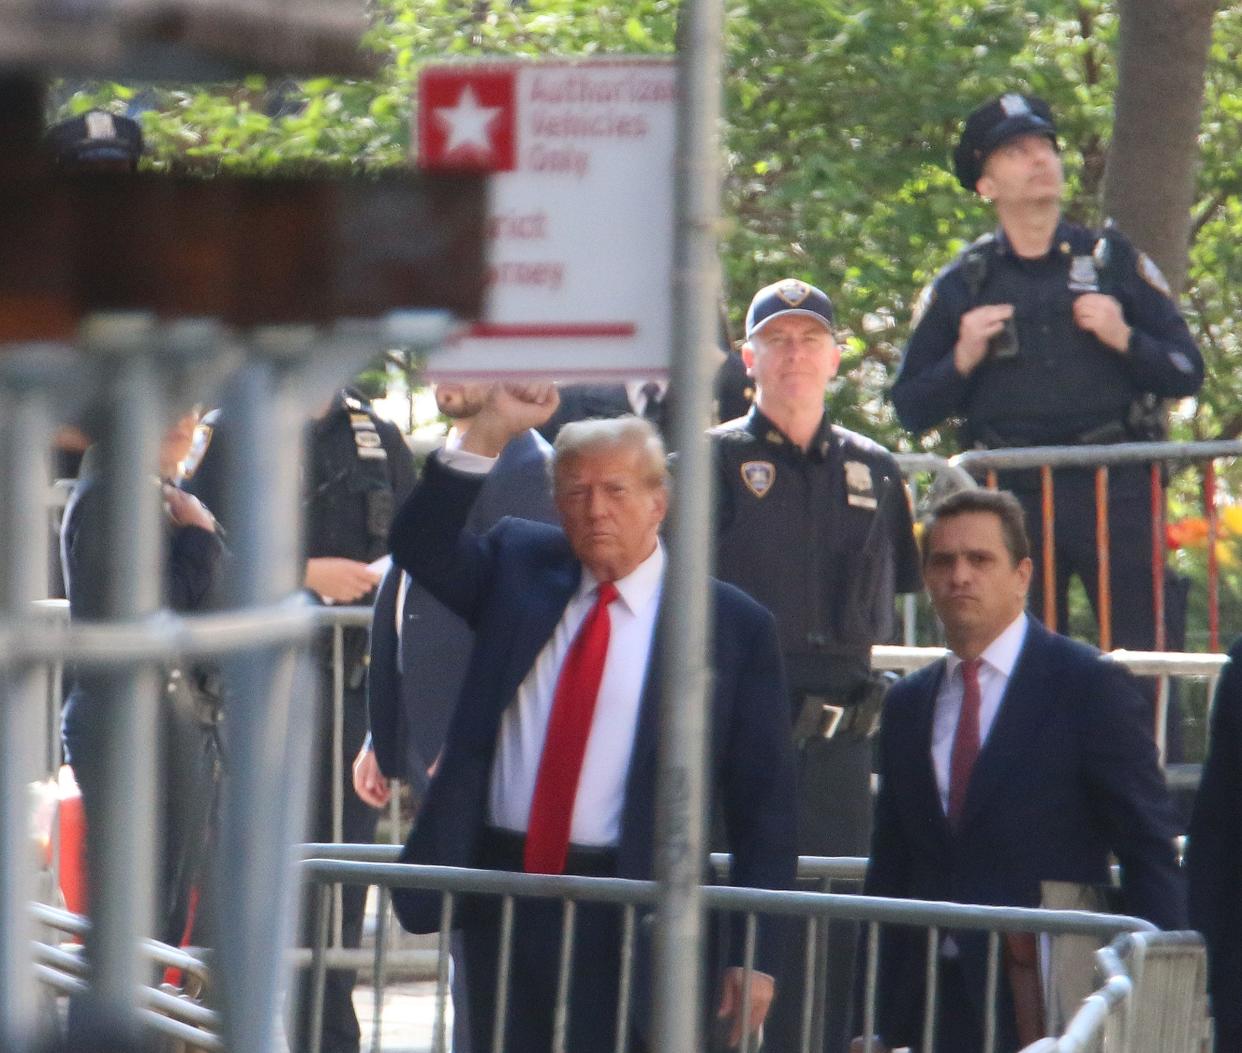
xmin=303 ymin=392 xmax=417 ymax=567
xmin=710 ymin=406 xmax=922 ymax=699
xmin=186 ymin=390 xmax=416 ymax=570
xmin=891 ymin=220 xmax=1203 ymax=448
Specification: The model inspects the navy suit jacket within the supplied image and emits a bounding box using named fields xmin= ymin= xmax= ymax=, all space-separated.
xmin=367 ymin=429 xmax=556 ymax=787
xmin=865 ymin=619 xmax=1186 ymax=1048
xmin=1188 ymin=638 xmax=1242 ymax=1037
xmin=386 ymin=455 xmax=799 ymax=971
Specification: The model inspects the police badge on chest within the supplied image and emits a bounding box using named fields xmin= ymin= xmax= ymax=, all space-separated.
xmin=1068 ymin=255 xmax=1099 ymax=293
xmin=844 ymin=461 xmax=877 ymax=510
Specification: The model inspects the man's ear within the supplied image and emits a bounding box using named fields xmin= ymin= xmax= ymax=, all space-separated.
xmin=1016 ymin=555 xmax=1034 ymax=599
xmin=975 ymin=172 xmax=994 ymax=202
xmin=827 ymin=338 xmax=842 ymax=379
xmin=741 ymin=341 xmax=756 ymax=376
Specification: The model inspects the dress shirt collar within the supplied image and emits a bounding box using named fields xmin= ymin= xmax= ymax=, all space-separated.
xmin=625 ymin=379 xmax=667 ymax=415
xmin=578 ymin=540 xmax=665 ymax=616
xmin=944 ymin=611 xmax=1028 ymax=682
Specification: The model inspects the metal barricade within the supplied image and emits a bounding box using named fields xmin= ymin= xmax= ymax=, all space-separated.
xmin=293 ymin=849 xmax=1205 ymax=1053
xmin=30 ymin=901 xmax=221 ymax=1050
xmin=1 ymin=315 xmax=456 ymax=1052
xmin=953 ymin=440 xmax=1242 ymax=654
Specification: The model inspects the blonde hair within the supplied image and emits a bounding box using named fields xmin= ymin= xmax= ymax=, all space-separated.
xmin=552 ymin=415 xmax=668 ymax=491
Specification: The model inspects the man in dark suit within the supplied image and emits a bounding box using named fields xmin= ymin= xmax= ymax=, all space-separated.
xmin=353 ymin=382 xmax=556 ymax=1053
xmin=354 ymin=382 xmax=556 ymax=799
xmin=1188 ymin=638 xmax=1242 ymax=1053
xmin=387 ymin=386 xmax=798 ymax=1053
xmin=858 ymin=488 xmax=1186 ymax=1053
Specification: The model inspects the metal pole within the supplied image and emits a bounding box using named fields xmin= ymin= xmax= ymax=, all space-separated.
xmin=657 ymin=1 xmax=724 ymax=1051
xmin=0 ymin=347 xmax=57 ymax=1051
xmin=212 ymin=331 xmax=317 ymax=1053
xmin=77 ymin=315 xmax=166 ymax=1042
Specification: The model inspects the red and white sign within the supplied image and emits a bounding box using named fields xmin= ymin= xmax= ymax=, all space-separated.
xmin=417 ymin=59 xmax=677 ymax=379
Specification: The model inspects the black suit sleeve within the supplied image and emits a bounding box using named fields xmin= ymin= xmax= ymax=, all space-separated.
xmin=1188 ymin=644 xmax=1242 ymax=1031
xmin=388 ymin=453 xmax=493 ymax=626
xmin=716 ymin=594 xmax=798 ymax=975
xmin=1081 ymin=657 xmax=1187 ymax=930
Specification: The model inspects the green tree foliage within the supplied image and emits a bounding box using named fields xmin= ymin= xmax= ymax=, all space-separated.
xmin=57 ymin=0 xmax=1242 ymax=456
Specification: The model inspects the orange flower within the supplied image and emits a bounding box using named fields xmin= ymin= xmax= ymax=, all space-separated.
xmin=1167 ymin=518 xmax=1209 ymax=550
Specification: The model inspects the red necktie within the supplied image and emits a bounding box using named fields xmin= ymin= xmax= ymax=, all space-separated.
xmin=524 ymin=581 xmax=619 ymax=874
xmin=947 ymin=658 xmax=983 ymax=827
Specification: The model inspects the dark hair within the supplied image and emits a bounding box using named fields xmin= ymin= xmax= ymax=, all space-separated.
xmin=922 ymin=488 xmax=1030 ymax=566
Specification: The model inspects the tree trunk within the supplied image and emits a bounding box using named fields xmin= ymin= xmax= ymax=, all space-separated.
xmin=1102 ymin=0 xmax=1218 ymax=296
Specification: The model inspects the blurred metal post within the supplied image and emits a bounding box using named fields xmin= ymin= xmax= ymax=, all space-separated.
xmin=212 ymin=330 xmax=317 ymax=1053
xmin=0 ymin=346 xmax=56 ymax=1050
xmin=79 ymin=314 xmax=165 ymax=1042
xmin=656 ymin=0 xmax=724 ymax=1051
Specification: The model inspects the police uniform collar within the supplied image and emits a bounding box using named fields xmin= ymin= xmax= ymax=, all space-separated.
xmin=744 ymin=404 xmax=835 ymax=460
xmin=992 ymin=217 xmax=1075 ymax=260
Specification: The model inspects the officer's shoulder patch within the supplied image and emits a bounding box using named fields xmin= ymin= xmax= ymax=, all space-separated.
xmin=1137 ymin=253 xmax=1171 ymax=297
xmin=740 ymin=460 xmax=775 ymax=498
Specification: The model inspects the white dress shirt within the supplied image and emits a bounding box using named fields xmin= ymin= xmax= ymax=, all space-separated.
xmin=931 ymin=612 xmax=1029 ymax=815
xmin=429 ymin=447 xmax=664 ymax=846
xmin=488 ymin=543 xmax=664 ymax=845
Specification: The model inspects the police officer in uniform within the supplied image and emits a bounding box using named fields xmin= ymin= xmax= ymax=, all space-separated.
xmin=710 ymin=280 xmax=922 ymax=1053
xmin=892 ymin=93 xmax=1204 ymax=657
xmin=186 ymin=387 xmax=416 ymax=1053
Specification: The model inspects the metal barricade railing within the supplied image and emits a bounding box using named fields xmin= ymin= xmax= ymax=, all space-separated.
xmin=1036 ymin=931 xmax=1211 ymax=1053
xmin=292 ymin=850 xmax=1205 ymax=1053
xmin=953 ymin=440 xmax=1242 ymax=654
xmin=873 ymin=645 xmax=1228 ymax=767
xmin=30 ymin=901 xmax=221 ymax=1050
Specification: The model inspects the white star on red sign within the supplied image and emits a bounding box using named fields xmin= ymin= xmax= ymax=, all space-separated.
xmin=435 ymin=85 xmax=503 ymax=158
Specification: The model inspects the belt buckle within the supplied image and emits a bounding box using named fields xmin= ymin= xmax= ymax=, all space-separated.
xmin=819 ymin=703 xmax=845 ymax=739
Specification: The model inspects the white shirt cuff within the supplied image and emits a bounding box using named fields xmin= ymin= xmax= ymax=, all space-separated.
xmin=437 ymin=435 xmax=497 ymax=474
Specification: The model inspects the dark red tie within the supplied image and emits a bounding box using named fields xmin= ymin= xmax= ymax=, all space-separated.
xmin=524 ymin=581 xmax=619 ymax=874
xmin=947 ymin=658 xmax=983 ymax=826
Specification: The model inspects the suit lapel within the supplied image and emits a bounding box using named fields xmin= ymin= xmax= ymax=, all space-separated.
xmin=624 ymin=605 xmax=666 ymax=792
xmin=500 ymin=555 xmax=581 ymax=707
xmin=912 ymin=660 xmax=953 ymax=838
xmin=958 ymin=621 xmax=1051 ymax=830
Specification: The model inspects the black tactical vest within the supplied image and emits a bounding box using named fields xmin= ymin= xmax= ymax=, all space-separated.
xmin=961 ymin=235 xmax=1141 ymax=446
xmin=305 ymin=397 xmax=398 ymax=564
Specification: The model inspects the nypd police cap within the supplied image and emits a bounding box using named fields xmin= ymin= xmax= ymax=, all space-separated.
xmin=745 ymin=279 xmax=834 ymax=339
xmin=953 ymin=93 xmax=1057 ymax=192
xmin=44 ymin=111 xmax=144 ymax=169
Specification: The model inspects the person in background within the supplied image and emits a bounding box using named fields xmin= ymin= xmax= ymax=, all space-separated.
xmin=891 ymin=92 xmax=1203 ymax=675
xmin=185 ymin=386 xmax=416 ymax=1053
xmin=353 ymin=381 xmax=557 ymax=1052
xmin=708 ymin=278 xmax=921 ymax=1052
xmin=1188 ymin=638 xmax=1242 ymax=1053
xmin=857 ymin=488 xmax=1185 ymax=1053
xmin=60 ymin=404 xmax=223 ymax=954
